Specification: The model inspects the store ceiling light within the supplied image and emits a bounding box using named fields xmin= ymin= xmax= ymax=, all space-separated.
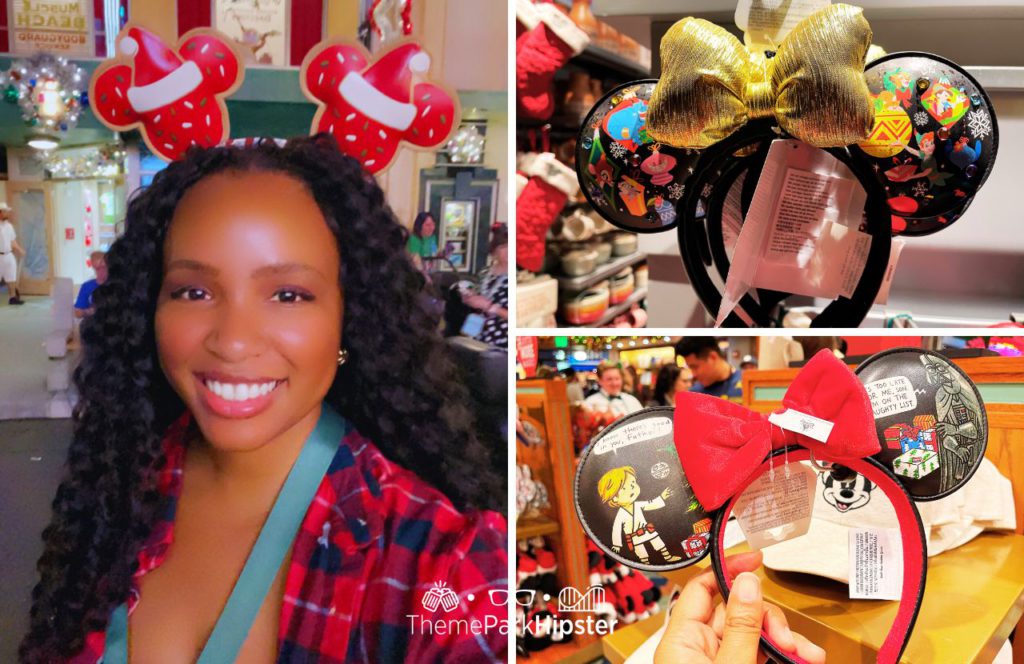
xmin=27 ymin=134 xmax=60 ymax=150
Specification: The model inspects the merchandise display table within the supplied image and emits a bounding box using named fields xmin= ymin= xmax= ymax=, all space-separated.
xmin=602 ymin=532 xmax=1024 ymax=663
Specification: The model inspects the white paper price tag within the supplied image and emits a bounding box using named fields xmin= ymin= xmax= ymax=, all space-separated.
xmin=849 ymin=528 xmax=903 ymax=600
xmin=735 ymin=0 xmax=831 ymax=50
xmin=768 ymin=408 xmax=835 ymax=443
xmin=734 ymin=463 xmax=816 ymax=550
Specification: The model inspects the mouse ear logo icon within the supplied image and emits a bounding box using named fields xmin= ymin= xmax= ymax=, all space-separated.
xmin=422 ymin=581 xmax=460 ymax=613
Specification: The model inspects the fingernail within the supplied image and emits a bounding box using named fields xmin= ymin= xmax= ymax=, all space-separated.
xmin=734 ymin=572 xmax=761 ymax=602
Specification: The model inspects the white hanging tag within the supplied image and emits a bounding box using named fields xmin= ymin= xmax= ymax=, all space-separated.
xmin=768 ymin=408 xmax=835 ymax=443
xmin=733 ymin=462 xmax=816 ymax=550
xmin=849 ymin=528 xmax=903 ymax=600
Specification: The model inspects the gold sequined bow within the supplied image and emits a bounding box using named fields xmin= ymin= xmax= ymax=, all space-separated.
xmin=647 ymin=4 xmax=875 ymax=149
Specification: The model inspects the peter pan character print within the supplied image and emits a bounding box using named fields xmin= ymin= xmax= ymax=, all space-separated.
xmin=599 ymin=466 xmax=681 ymax=565
xmin=921 ymin=353 xmax=982 ymax=492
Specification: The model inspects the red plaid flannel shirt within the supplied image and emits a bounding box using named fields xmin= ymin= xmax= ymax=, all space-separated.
xmin=71 ymin=414 xmax=509 ymax=662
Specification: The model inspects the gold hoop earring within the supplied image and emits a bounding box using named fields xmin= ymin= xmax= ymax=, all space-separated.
xmin=337 ymin=349 xmax=349 ymax=366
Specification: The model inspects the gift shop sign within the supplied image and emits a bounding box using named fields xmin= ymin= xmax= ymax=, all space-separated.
xmin=213 ymin=0 xmax=288 ymax=66
xmin=9 ymin=0 xmax=94 ymax=56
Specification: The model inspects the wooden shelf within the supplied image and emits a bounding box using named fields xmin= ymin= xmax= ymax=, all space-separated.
xmin=571 ymin=43 xmax=650 ymax=79
xmin=556 ymin=252 xmax=647 ymax=292
xmin=517 ymin=516 xmax=561 ymax=540
xmin=523 ymin=639 xmax=603 ymax=664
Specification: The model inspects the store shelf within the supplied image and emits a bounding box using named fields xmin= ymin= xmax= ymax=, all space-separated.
xmin=517 ymin=516 xmax=561 ymax=540
xmin=571 ymin=44 xmax=650 ymax=79
xmin=556 ymin=252 xmax=648 ymax=292
xmin=585 ymin=287 xmax=649 ymax=328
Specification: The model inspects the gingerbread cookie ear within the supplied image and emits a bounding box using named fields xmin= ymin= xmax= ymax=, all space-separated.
xmin=574 ymin=407 xmax=712 ymax=572
xmin=575 ymin=80 xmax=700 ymax=233
xmin=299 ymin=38 xmax=460 ymax=174
xmin=89 ymin=25 xmax=245 ymax=162
xmin=851 ymin=52 xmax=998 ymax=236
xmin=855 ymin=348 xmax=988 ymax=501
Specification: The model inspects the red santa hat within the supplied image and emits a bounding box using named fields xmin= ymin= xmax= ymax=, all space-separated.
xmin=119 ymin=26 xmax=202 ymax=113
xmin=337 ymin=42 xmax=430 ymax=132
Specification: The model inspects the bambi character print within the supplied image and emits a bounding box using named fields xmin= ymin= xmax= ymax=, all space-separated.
xmin=920 ymin=354 xmax=982 ymax=491
xmin=599 ymin=466 xmax=682 ymax=564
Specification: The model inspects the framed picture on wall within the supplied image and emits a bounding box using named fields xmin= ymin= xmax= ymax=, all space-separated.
xmin=213 ymin=0 xmax=290 ymax=66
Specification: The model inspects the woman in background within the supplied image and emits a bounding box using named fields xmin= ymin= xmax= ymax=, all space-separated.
xmin=406 ymin=211 xmax=439 ymax=270
xmin=461 ymin=223 xmax=508 ymax=348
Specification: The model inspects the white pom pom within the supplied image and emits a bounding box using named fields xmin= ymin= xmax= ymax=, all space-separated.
xmin=409 ymin=52 xmax=430 ymax=73
xmin=120 ymin=36 xmax=138 ymax=57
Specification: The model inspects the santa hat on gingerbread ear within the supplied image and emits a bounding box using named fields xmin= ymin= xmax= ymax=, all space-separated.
xmin=361 ymin=42 xmax=430 ymax=103
xmin=117 ymin=26 xmax=202 ymax=113
xmin=337 ymin=42 xmax=431 ymax=132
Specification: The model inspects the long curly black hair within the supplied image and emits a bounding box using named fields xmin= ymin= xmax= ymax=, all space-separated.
xmin=19 ymin=135 xmax=505 ymax=662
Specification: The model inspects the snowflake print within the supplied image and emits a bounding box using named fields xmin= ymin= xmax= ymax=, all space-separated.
xmin=668 ymin=182 xmax=685 ymax=200
xmin=609 ymin=142 xmax=628 ymax=159
xmin=912 ymin=180 xmax=929 ymax=197
xmin=913 ymin=111 xmax=929 ymax=127
xmin=701 ymin=183 xmax=713 ymax=198
xmin=966 ymin=109 xmax=992 ymax=140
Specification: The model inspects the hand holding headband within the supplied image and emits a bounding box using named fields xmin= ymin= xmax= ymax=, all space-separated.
xmin=647 ymin=4 xmax=874 ymax=149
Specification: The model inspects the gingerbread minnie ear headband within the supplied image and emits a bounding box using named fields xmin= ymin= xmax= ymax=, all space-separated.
xmin=90 ymin=25 xmax=459 ymax=171
xmin=575 ymin=348 xmax=988 ymax=663
xmin=575 ymin=4 xmax=997 ymax=327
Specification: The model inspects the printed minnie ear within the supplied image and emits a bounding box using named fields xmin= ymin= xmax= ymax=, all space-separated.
xmin=89 ymin=25 xmax=245 ymax=162
xmin=851 ymin=52 xmax=998 ymax=237
xmin=300 ymin=38 xmax=460 ymax=174
xmin=575 ymin=80 xmax=700 ymax=233
xmin=574 ymin=408 xmax=712 ymax=572
xmin=854 ymin=348 xmax=988 ymax=501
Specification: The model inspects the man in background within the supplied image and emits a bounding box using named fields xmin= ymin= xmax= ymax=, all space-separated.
xmin=0 ymin=203 xmax=26 ymax=305
xmin=675 ymin=337 xmax=742 ymax=398
xmin=74 ymin=251 xmax=108 ymax=318
xmin=583 ymin=363 xmax=643 ymax=417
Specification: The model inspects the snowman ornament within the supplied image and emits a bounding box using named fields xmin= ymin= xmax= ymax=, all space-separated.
xmin=90 ymin=26 xmax=244 ymax=162
xmin=301 ymin=39 xmax=459 ymax=174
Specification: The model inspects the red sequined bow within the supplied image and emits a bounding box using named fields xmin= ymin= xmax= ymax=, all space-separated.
xmin=674 ymin=350 xmax=880 ymax=510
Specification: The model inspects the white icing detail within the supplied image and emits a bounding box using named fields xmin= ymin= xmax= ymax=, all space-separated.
xmin=378 ymin=129 xmax=387 ymax=140
xmin=336 ymin=52 xmax=345 ymax=64
xmin=205 ymin=114 xmax=211 ymax=126
xmin=201 ymin=43 xmax=209 ymax=54
xmin=164 ymin=143 xmax=174 ymax=150
xmin=182 ymin=122 xmax=192 ymax=128
xmin=184 ymin=101 xmax=193 ymax=109
xmin=318 ymin=72 xmax=324 ymax=86
xmin=126 ymin=60 xmax=202 ymax=113
xmin=119 ymin=36 xmax=138 ymax=56
xmin=365 ymin=159 xmax=376 ymax=167
xmin=409 ymin=52 xmax=430 ymax=73
xmin=345 ymin=112 xmax=356 ymax=121
xmin=337 ymin=72 xmax=416 ymax=131
xmin=421 ymin=105 xmax=432 ymax=118
xmin=328 ymin=124 xmax=334 ymax=134
xmin=154 ymin=114 xmax=161 ymax=123
xmin=218 ymin=64 xmax=225 ymax=78
xmin=345 ymin=135 xmax=357 ymax=142
xmin=115 ymin=87 xmax=123 ymax=98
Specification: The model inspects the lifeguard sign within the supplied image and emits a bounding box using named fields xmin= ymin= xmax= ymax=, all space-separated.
xmin=10 ymin=1 xmax=94 ymax=57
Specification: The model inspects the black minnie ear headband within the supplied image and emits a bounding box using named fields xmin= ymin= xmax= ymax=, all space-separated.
xmin=574 ymin=348 xmax=988 ymax=663
xmin=575 ymin=32 xmax=997 ymax=327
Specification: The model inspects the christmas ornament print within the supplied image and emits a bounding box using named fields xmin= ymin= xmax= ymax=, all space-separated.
xmin=852 ymin=53 xmax=998 ymax=237
xmin=575 ymin=80 xmax=699 ymax=233
xmin=90 ymin=26 xmax=244 ymax=162
xmin=301 ymin=39 xmax=459 ymax=174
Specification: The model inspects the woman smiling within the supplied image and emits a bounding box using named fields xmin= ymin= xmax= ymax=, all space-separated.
xmin=19 ymin=136 xmax=507 ymax=663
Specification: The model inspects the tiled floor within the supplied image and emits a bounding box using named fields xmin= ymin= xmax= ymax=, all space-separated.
xmin=0 ymin=296 xmax=75 ymax=419
xmin=0 ymin=418 xmax=73 ymax=661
